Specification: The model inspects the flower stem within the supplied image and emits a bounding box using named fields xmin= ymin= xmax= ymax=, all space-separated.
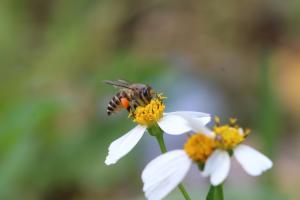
xmin=178 ymin=184 xmax=192 ymax=200
xmin=147 ymin=124 xmax=192 ymax=200
xmin=206 ymin=184 xmax=224 ymax=200
xmin=155 ymin=131 xmax=167 ymax=153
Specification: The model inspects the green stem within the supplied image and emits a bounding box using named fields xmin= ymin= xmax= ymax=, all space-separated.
xmin=206 ymin=184 xmax=224 ymax=200
xmin=178 ymin=184 xmax=192 ymax=200
xmin=155 ymin=131 xmax=167 ymax=153
xmin=147 ymin=124 xmax=192 ymax=200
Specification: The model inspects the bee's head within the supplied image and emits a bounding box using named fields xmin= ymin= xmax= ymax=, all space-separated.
xmin=143 ymin=86 xmax=156 ymax=99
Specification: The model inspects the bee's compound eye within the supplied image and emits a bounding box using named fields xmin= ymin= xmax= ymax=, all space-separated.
xmin=142 ymin=88 xmax=148 ymax=96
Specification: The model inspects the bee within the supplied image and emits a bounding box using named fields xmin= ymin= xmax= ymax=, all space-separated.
xmin=104 ymin=79 xmax=158 ymax=116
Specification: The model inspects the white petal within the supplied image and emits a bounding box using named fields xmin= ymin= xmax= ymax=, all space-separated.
xmin=157 ymin=114 xmax=192 ymax=135
xmin=202 ymin=150 xmax=221 ymax=177
xmin=104 ymin=125 xmax=146 ymax=165
xmin=142 ymin=150 xmax=192 ymax=200
xmin=164 ymin=111 xmax=210 ymax=118
xmin=234 ymin=144 xmax=273 ymax=176
xmin=175 ymin=113 xmax=214 ymax=137
xmin=158 ymin=112 xmax=212 ymax=135
xmin=210 ymin=151 xmax=230 ymax=186
xmin=165 ymin=111 xmax=211 ymax=127
xmin=187 ymin=117 xmax=214 ymax=137
xmin=195 ymin=116 xmax=211 ymax=126
xmin=202 ymin=150 xmax=230 ymax=186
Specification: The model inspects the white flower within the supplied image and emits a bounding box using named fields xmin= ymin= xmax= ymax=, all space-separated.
xmin=185 ymin=116 xmax=273 ymax=186
xmin=142 ymin=125 xmax=215 ymax=200
xmin=141 ymin=116 xmax=273 ymax=200
xmin=203 ymin=144 xmax=273 ymax=186
xmin=142 ymin=150 xmax=193 ymax=200
xmin=104 ymin=111 xmax=211 ymax=165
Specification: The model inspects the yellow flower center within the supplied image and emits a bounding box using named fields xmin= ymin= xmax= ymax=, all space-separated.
xmin=184 ymin=134 xmax=216 ymax=163
xmin=213 ymin=125 xmax=248 ymax=150
xmin=133 ymin=99 xmax=165 ymax=126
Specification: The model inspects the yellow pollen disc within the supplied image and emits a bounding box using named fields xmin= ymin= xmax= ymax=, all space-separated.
xmin=184 ymin=134 xmax=216 ymax=163
xmin=214 ymin=125 xmax=246 ymax=150
xmin=133 ymin=99 xmax=165 ymax=126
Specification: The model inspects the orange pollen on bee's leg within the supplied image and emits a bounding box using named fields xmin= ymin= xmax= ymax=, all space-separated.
xmin=120 ymin=98 xmax=130 ymax=108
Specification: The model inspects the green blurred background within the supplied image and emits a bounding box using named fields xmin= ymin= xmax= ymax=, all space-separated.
xmin=1 ymin=0 xmax=300 ymax=199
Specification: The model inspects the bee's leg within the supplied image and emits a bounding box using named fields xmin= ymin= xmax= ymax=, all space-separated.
xmin=138 ymin=91 xmax=149 ymax=105
xmin=128 ymin=100 xmax=138 ymax=116
xmin=142 ymin=94 xmax=150 ymax=105
xmin=133 ymin=100 xmax=139 ymax=110
xmin=134 ymin=95 xmax=145 ymax=106
xmin=129 ymin=103 xmax=135 ymax=114
xmin=126 ymin=105 xmax=131 ymax=113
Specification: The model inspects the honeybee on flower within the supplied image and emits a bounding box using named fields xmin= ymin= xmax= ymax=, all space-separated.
xmin=104 ymin=80 xmax=161 ymax=116
xmin=103 ymin=80 xmax=211 ymax=165
xmin=142 ymin=116 xmax=273 ymax=200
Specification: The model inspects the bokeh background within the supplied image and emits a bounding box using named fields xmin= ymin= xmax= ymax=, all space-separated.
xmin=1 ymin=0 xmax=300 ymax=199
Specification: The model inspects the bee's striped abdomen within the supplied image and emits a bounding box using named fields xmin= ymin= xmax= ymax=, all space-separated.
xmin=107 ymin=92 xmax=133 ymax=116
xmin=107 ymin=95 xmax=121 ymax=116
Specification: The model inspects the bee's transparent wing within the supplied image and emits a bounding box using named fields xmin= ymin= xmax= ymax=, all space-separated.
xmin=103 ymin=79 xmax=133 ymax=89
